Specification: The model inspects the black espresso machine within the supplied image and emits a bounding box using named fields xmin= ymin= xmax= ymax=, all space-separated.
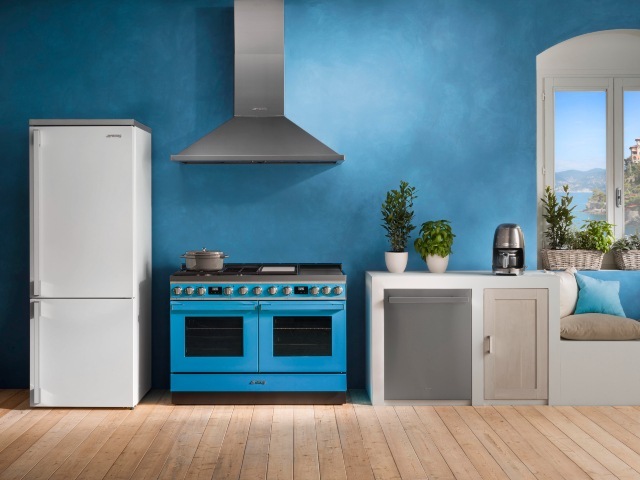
xmin=492 ymin=224 xmax=525 ymax=275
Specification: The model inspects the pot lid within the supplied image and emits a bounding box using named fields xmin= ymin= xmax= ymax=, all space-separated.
xmin=183 ymin=248 xmax=227 ymax=258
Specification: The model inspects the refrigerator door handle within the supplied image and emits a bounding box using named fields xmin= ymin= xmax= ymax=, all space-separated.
xmin=32 ymin=129 xmax=42 ymax=297
xmin=32 ymin=301 xmax=41 ymax=405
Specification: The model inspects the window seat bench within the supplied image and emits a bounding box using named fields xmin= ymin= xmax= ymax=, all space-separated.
xmin=550 ymin=270 xmax=640 ymax=405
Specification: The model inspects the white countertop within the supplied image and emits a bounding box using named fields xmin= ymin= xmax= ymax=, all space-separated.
xmin=366 ymin=270 xmax=557 ymax=289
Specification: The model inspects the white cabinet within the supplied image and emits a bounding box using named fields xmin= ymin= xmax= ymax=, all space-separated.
xmin=366 ymin=271 xmax=558 ymax=406
xmin=484 ymin=289 xmax=548 ymax=400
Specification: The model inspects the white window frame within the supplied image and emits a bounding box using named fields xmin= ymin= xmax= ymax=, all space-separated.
xmin=536 ymin=30 xmax=640 ymax=268
xmin=614 ymin=78 xmax=640 ymax=233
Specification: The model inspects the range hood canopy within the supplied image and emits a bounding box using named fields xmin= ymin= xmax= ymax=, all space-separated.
xmin=171 ymin=0 xmax=344 ymax=164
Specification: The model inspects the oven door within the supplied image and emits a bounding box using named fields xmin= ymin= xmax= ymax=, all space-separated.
xmin=170 ymin=301 xmax=258 ymax=373
xmin=258 ymin=301 xmax=346 ymax=373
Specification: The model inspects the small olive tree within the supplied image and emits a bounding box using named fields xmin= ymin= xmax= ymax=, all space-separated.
xmin=381 ymin=181 xmax=417 ymax=252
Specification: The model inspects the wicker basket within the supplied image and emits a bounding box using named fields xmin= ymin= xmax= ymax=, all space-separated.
xmin=541 ymin=249 xmax=604 ymax=270
xmin=613 ymin=250 xmax=640 ymax=270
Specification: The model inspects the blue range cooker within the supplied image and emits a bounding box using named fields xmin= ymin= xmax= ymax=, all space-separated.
xmin=169 ymin=263 xmax=347 ymax=404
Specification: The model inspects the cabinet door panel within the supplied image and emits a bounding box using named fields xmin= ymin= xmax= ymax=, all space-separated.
xmin=484 ymin=289 xmax=548 ymax=400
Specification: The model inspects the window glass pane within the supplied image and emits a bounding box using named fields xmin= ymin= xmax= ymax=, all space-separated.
xmin=554 ymin=91 xmax=607 ymax=226
xmin=624 ymin=90 xmax=640 ymax=235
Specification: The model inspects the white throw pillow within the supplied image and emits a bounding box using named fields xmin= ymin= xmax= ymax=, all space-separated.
xmin=554 ymin=267 xmax=578 ymax=318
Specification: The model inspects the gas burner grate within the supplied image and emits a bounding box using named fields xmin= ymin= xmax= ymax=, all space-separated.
xmin=172 ymin=262 xmax=343 ymax=279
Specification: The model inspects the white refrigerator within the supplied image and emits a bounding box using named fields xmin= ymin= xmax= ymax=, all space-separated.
xmin=29 ymin=119 xmax=152 ymax=407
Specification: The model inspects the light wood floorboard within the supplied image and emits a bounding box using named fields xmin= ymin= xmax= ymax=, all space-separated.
xmin=3 ymin=390 xmax=640 ymax=479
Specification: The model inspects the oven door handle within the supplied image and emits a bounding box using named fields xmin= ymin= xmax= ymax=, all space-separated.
xmin=259 ymin=302 xmax=345 ymax=312
xmin=170 ymin=301 xmax=258 ymax=312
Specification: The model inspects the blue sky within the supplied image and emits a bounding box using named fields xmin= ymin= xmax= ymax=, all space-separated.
xmin=555 ymin=90 xmax=640 ymax=172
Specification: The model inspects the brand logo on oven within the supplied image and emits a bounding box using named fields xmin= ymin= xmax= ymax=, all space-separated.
xmin=106 ymin=134 xmax=122 ymax=138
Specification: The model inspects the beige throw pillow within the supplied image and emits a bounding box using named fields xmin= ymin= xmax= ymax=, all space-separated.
xmin=554 ymin=267 xmax=578 ymax=318
xmin=561 ymin=313 xmax=640 ymax=340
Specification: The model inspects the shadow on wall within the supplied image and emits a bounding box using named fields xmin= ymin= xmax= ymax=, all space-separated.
xmin=169 ymin=5 xmax=234 ymax=150
xmin=172 ymin=163 xmax=340 ymax=205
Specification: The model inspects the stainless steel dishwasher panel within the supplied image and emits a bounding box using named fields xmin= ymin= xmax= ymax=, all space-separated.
xmin=383 ymin=289 xmax=471 ymax=401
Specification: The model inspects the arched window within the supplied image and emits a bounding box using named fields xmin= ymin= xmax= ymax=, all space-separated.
xmin=537 ymin=30 xmax=640 ymax=267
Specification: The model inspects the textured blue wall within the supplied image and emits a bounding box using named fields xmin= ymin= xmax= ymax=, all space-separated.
xmin=1 ymin=0 xmax=639 ymax=389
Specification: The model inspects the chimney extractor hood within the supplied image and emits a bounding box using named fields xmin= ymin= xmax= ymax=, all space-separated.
xmin=171 ymin=0 xmax=344 ymax=164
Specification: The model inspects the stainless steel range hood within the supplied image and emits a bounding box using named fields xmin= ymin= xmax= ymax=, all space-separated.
xmin=171 ymin=0 xmax=344 ymax=164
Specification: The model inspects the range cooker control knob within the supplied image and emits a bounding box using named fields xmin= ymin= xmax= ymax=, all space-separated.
xmin=238 ymin=286 xmax=249 ymax=296
xmin=282 ymin=286 xmax=292 ymax=296
xmin=253 ymin=286 xmax=263 ymax=295
xmin=197 ymin=287 xmax=206 ymax=296
xmin=321 ymin=286 xmax=331 ymax=296
xmin=333 ymin=286 xmax=344 ymax=295
xmin=268 ymin=286 xmax=278 ymax=295
xmin=310 ymin=286 xmax=320 ymax=296
xmin=185 ymin=286 xmax=195 ymax=296
xmin=173 ymin=286 xmax=183 ymax=295
xmin=223 ymin=287 xmax=233 ymax=296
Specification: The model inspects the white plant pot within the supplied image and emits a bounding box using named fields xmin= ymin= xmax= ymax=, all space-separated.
xmin=385 ymin=251 xmax=408 ymax=273
xmin=426 ymin=254 xmax=449 ymax=273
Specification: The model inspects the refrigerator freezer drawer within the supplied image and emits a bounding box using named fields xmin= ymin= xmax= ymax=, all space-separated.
xmin=30 ymin=298 xmax=140 ymax=407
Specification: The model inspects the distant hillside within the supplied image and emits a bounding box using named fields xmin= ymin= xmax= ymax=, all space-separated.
xmin=555 ymin=168 xmax=606 ymax=192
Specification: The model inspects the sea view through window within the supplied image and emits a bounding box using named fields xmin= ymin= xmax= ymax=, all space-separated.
xmin=554 ymin=90 xmax=640 ymax=235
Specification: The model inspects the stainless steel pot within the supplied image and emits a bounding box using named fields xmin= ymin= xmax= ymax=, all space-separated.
xmin=181 ymin=248 xmax=228 ymax=271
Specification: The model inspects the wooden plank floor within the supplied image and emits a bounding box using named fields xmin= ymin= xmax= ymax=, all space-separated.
xmin=2 ymin=391 xmax=640 ymax=479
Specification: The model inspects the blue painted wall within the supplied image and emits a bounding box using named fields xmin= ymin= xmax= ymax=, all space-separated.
xmin=1 ymin=0 xmax=639 ymax=389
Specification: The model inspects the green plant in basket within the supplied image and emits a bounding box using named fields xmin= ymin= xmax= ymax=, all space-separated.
xmin=540 ymin=184 xmax=575 ymax=249
xmin=612 ymin=232 xmax=640 ymax=251
xmin=414 ymin=220 xmax=455 ymax=259
xmin=381 ymin=180 xmax=417 ymax=252
xmin=572 ymin=220 xmax=615 ymax=253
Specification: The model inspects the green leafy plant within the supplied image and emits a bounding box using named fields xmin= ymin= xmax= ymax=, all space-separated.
xmin=540 ymin=184 xmax=576 ymax=249
xmin=414 ymin=220 xmax=455 ymax=259
xmin=611 ymin=232 xmax=640 ymax=251
xmin=571 ymin=220 xmax=615 ymax=253
xmin=381 ymin=181 xmax=417 ymax=252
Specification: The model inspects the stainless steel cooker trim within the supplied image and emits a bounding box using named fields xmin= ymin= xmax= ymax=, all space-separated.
xmin=169 ymin=263 xmax=346 ymax=300
xmin=170 ymin=274 xmax=346 ymax=284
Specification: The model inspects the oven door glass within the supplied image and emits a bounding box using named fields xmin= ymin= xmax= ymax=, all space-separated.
xmin=258 ymin=301 xmax=346 ymax=373
xmin=170 ymin=301 xmax=258 ymax=373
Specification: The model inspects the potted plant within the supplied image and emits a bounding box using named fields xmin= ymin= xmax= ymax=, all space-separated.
xmin=540 ymin=184 xmax=614 ymax=270
xmin=572 ymin=220 xmax=615 ymax=252
xmin=611 ymin=232 xmax=640 ymax=270
xmin=381 ymin=180 xmax=417 ymax=273
xmin=541 ymin=184 xmax=576 ymax=250
xmin=413 ymin=220 xmax=455 ymax=273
